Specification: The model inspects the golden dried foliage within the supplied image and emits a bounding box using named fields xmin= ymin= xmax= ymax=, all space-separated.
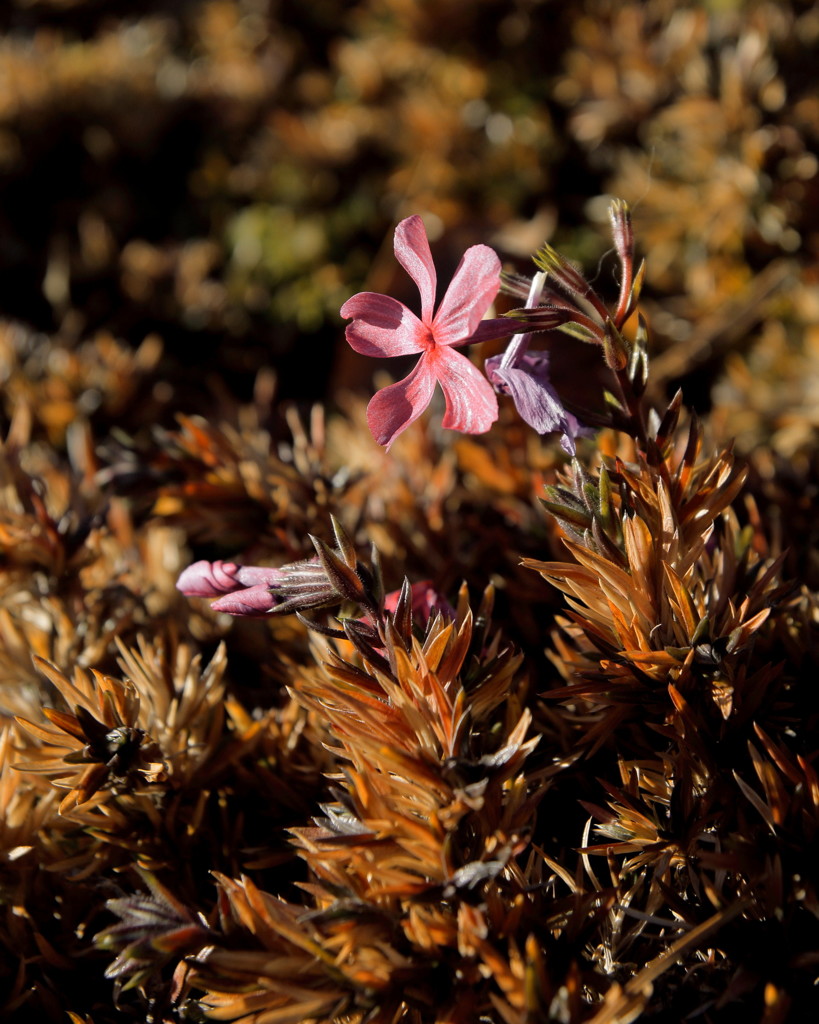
xmin=0 ymin=2 xmax=817 ymax=1022
xmin=177 ymin=588 xmax=601 ymax=1024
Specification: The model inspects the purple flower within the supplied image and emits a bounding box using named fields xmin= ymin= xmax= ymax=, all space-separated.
xmin=485 ymin=271 xmax=581 ymax=454
xmin=485 ymin=350 xmax=581 ymax=454
xmin=340 ymin=216 xmax=517 ymax=449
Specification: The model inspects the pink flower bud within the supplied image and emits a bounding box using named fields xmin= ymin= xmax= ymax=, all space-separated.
xmin=177 ymin=560 xmax=287 ymax=613
xmin=210 ymin=584 xmax=280 ymax=616
xmin=176 ymin=560 xmax=242 ymax=597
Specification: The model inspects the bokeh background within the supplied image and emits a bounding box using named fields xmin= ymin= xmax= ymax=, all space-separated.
xmin=1 ymin=0 xmax=817 ymax=456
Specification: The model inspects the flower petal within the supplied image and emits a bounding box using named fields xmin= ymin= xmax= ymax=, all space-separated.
xmin=341 ymin=292 xmax=429 ymax=357
xmin=432 ymin=347 xmax=498 ymax=434
xmin=234 ymin=565 xmax=287 ymax=588
xmin=366 ymin=356 xmax=437 ymax=449
xmin=177 ymin=560 xmax=241 ymax=597
xmin=394 ymin=215 xmax=437 ymax=324
xmin=485 ymin=351 xmax=576 ymax=452
xmin=176 ymin=560 xmax=286 ymax=598
xmin=466 ymin=317 xmax=521 ymax=345
xmin=211 ymin=584 xmax=278 ymax=616
xmin=432 ymin=244 xmax=501 ymax=345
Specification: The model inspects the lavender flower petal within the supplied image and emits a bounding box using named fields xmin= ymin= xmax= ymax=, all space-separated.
xmin=485 ymin=351 xmax=578 ymax=453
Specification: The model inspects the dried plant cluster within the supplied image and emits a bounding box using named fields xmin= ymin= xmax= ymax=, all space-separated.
xmin=1 ymin=190 xmax=817 ymax=1023
xmin=1 ymin=2 xmax=818 ymax=1023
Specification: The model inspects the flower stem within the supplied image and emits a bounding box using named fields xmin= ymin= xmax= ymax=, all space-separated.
xmin=499 ymin=271 xmax=547 ymax=371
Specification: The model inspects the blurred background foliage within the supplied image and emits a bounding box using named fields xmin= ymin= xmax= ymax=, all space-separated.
xmin=0 ymin=0 xmax=816 ymax=453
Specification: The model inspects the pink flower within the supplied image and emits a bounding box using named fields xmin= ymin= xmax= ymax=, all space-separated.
xmin=340 ymin=215 xmax=517 ymax=449
xmin=383 ymin=580 xmax=455 ymax=627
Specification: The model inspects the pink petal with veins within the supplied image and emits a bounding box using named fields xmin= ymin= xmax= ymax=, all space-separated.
xmin=233 ymin=565 xmax=287 ymax=588
xmin=341 ymin=293 xmax=428 ymax=357
xmin=432 ymin=245 xmax=501 ymax=344
xmin=366 ymin=355 xmax=437 ymax=449
xmin=432 ymin=347 xmax=499 ymax=434
xmin=177 ymin=560 xmax=285 ymax=598
xmin=177 ymin=560 xmax=241 ymax=597
xmin=393 ymin=215 xmax=437 ymax=323
xmin=211 ymin=584 xmax=279 ymax=616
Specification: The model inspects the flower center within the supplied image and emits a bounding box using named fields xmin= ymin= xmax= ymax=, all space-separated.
xmin=418 ymin=325 xmax=436 ymax=351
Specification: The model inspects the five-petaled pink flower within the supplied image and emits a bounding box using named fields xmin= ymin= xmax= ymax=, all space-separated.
xmin=341 ymin=216 xmax=516 ymax=449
